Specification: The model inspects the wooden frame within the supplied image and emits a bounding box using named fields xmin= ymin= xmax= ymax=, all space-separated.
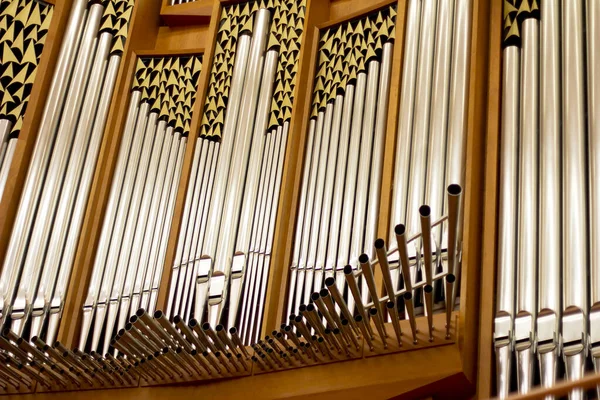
xmin=476 ymin=0 xmax=511 ymax=398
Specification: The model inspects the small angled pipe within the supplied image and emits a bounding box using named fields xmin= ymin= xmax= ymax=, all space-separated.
xmin=325 ymin=277 xmax=359 ymax=335
xmin=229 ymin=327 xmax=250 ymax=358
xmin=202 ymin=323 xmax=227 ymax=353
xmin=424 ymin=285 xmax=434 ymax=341
xmin=174 ymin=315 xmax=203 ymax=351
xmin=355 ymin=315 xmax=374 ymax=351
xmin=369 ymin=308 xmax=387 ymax=349
xmin=311 ymin=292 xmax=336 ymax=329
xmin=155 ymin=311 xmax=192 ymax=352
xmin=445 ymin=274 xmax=456 ymax=339
xmin=343 ymin=266 xmax=372 ymax=337
xmin=386 ymin=301 xmax=403 ymax=346
xmin=190 ymin=319 xmax=216 ymax=353
xmin=403 ymin=292 xmax=418 ymax=344
xmin=359 ymin=255 xmax=386 ymax=335
xmin=216 ymin=325 xmax=237 ymax=355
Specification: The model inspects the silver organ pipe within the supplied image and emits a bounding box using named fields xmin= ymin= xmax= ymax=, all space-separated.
xmin=0 ymin=0 xmax=135 ymax=344
xmin=494 ymin=0 xmax=600 ymax=397
xmin=590 ymin=0 xmax=600 ymax=385
xmin=166 ymin=0 xmax=307 ymax=347
xmin=494 ymin=1 xmax=520 ymax=397
xmin=515 ymin=3 xmax=539 ymax=393
xmin=79 ymin=54 xmax=203 ymax=354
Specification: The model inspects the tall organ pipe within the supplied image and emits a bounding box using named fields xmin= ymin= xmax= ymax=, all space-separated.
xmin=562 ymin=0 xmax=588 ymax=395
xmin=537 ymin=0 xmax=561 ymax=391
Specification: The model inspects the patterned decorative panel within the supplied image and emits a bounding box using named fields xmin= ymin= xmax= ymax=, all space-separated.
xmin=0 ymin=0 xmax=53 ymax=136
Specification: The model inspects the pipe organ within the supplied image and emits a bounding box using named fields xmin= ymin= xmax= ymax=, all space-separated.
xmin=0 ymin=0 xmax=53 ymax=202
xmin=494 ymin=0 xmax=600 ymax=397
xmin=0 ymin=0 xmax=134 ymax=344
xmin=166 ymin=0 xmax=307 ymax=346
xmin=80 ymin=54 xmax=203 ymax=355
xmin=0 ymin=0 xmax=507 ymax=396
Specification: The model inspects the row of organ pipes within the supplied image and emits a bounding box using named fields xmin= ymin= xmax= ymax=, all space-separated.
xmin=0 ymin=0 xmax=53 ymax=209
xmin=165 ymin=0 xmax=306 ymax=346
xmin=494 ymin=0 xmax=600 ymax=397
xmin=0 ymin=0 xmax=478 ymax=390
xmin=80 ymin=54 xmax=202 ymax=355
xmin=0 ymin=0 xmax=135 ymax=344
xmin=287 ymin=0 xmax=472 ymax=336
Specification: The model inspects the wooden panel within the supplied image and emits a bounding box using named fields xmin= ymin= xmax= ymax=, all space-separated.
xmin=160 ymin=0 xmax=214 ymax=26
xmin=57 ymin=0 xmax=163 ymax=347
xmin=457 ymin=0 xmax=491 ymax=385
xmin=262 ymin=0 xmax=331 ymax=335
xmin=0 ymin=0 xmax=73 ymax=271
xmin=476 ymin=0 xmax=504 ymax=397
xmin=156 ymin=0 xmax=221 ymax=312
xmin=154 ymin=25 xmax=211 ymax=52
xmin=377 ymin=0 xmax=406 ymax=292
xmin=321 ymin=0 xmax=397 ymax=29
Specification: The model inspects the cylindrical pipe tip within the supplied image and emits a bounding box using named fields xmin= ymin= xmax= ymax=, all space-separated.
xmin=216 ymin=324 xmax=224 ymax=332
xmin=319 ymin=288 xmax=328 ymax=297
xmin=310 ymin=292 xmax=320 ymax=301
xmin=448 ymin=184 xmax=462 ymax=195
xmin=325 ymin=277 xmax=335 ymax=287
xmin=386 ymin=301 xmax=395 ymax=309
xmin=129 ymin=315 xmax=138 ymax=323
xmin=395 ymin=224 xmax=406 ymax=235
xmin=306 ymin=304 xmax=315 ymax=312
xmin=419 ymin=205 xmax=431 ymax=216
xmin=229 ymin=327 xmax=237 ymax=334
xmin=173 ymin=315 xmax=181 ymax=323
xmin=299 ymin=304 xmax=307 ymax=312
xmin=446 ymin=274 xmax=456 ymax=283
xmin=424 ymin=284 xmax=433 ymax=293
xmin=136 ymin=308 xmax=145 ymax=316
xmin=359 ymin=253 xmax=369 ymax=264
xmin=153 ymin=310 xmax=163 ymax=319
xmin=403 ymin=292 xmax=412 ymax=300
xmin=375 ymin=238 xmax=385 ymax=249
xmin=343 ymin=265 xmax=353 ymax=274
xmin=369 ymin=308 xmax=378 ymax=316
xmin=189 ymin=318 xmax=198 ymax=327
xmin=202 ymin=322 xmax=211 ymax=330
xmin=354 ymin=315 xmax=363 ymax=322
